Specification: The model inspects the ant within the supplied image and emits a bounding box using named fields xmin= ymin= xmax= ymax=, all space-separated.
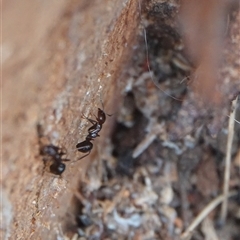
xmin=37 ymin=124 xmax=70 ymax=175
xmin=82 ymin=108 xmax=106 ymax=138
xmin=75 ymin=107 xmax=110 ymax=161
xmin=40 ymin=144 xmax=70 ymax=175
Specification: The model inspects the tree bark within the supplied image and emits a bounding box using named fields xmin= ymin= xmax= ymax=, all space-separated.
xmin=2 ymin=1 xmax=140 ymax=239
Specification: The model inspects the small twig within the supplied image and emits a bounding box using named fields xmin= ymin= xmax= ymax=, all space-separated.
xmin=226 ymin=115 xmax=240 ymax=125
xmin=234 ymin=118 xmax=240 ymax=124
xmin=201 ymin=217 xmax=219 ymax=240
xmin=232 ymin=118 xmax=240 ymax=124
xmin=132 ymin=133 xmax=156 ymax=158
xmin=220 ymin=96 xmax=238 ymax=223
xmin=180 ymin=191 xmax=238 ymax=240
xmin=132 ymin=123 xmax=163 ymax=158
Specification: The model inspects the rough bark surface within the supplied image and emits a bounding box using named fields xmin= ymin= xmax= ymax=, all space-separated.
xmin=2 ymin=1 xmax=139 ymax=239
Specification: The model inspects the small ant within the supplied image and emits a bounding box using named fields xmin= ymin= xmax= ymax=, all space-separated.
xmin=40 ymin=144 xmax=70 ymax=175
xmin=37 ymin=124 xmax=70 ymax=175
xmin=75 ymin=107 xmax=110 ymax=161
xmin=82 ymin=108 xmax=106 ymax=138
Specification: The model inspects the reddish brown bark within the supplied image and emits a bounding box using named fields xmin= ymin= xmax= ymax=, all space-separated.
xmin=2 ymin=1 xmax=139 ymax=239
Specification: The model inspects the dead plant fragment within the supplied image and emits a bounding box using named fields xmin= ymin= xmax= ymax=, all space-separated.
xmin=65 ymin=1 xmax=240 ymax=239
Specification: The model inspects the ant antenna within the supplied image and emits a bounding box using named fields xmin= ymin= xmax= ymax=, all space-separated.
xmin=98 ymin=90 xmax=112 ymax=116
xmin=98 ymin=90 xmax=105 ymax=111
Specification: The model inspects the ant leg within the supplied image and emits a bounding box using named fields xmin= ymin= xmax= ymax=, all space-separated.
xmin=93 ymin=113 xmax=98 ymax=119
xmin=73 ymin=151 xmax=91 ymax=162
xmin=81 ymin=114 xmax=97 ymax=125
xmin=62 ymin=158 xmax=71 ymax=162
xmin=36 ymin=123 xmax=44 ymax=138
xmin=58 ymin=146 xmax=67 ymax=155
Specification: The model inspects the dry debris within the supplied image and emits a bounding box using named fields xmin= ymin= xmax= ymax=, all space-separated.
xmin=65 ymin=1 xmax=240 ymax=239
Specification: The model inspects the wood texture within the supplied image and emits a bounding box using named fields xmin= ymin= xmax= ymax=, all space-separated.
xmin=2 ymin=1 xmax=139 ymax=239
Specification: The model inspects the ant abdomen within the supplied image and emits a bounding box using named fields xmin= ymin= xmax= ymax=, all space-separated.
xmin=50 ymin=162 xmax=66 ymax=175
xmin=76 ymin=140 xmax=93 ymax=153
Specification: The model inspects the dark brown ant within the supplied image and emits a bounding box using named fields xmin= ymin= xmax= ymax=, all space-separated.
xmin=75 ymin=107 xmax=110 ymax=161
xmin=37 ymin=124 xmax=70 ymax=175
xmin=81 ymin=108 xmax=106 ymax=138
xmin=40 ymin=144 xmax=70 ymax=175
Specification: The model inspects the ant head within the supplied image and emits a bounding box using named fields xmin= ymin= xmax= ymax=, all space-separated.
xmin=97 ymin=108 xmax=106 ymax=124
